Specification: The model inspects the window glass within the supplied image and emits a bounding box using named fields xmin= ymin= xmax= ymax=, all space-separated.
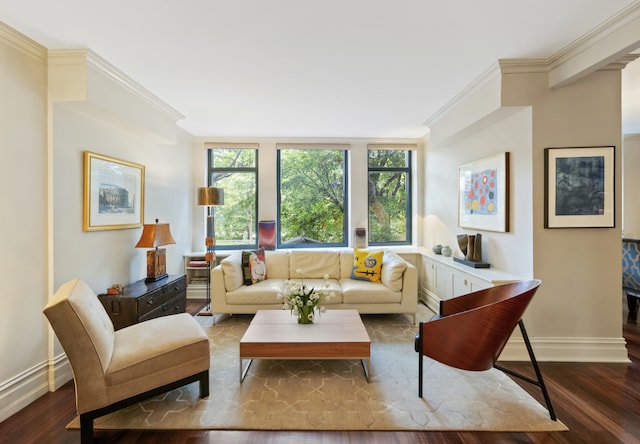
xmin=209 ymin=148 xmax=258 ymax=249
xmin=278 ymin=149 xmax=347 ymax=247
xmin=368 ymin=149 xmax=411 ymax=245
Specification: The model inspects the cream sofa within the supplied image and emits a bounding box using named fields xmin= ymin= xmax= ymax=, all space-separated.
xmin=211 ymin=249 xmax=417 ymax=323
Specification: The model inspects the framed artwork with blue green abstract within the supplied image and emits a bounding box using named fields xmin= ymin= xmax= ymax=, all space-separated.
xmin=544 ymin=146 xmax=614 ymax=228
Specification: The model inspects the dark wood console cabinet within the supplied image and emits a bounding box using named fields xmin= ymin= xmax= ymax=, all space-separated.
xmin=98 ymin=274 xmax=187 ymax=330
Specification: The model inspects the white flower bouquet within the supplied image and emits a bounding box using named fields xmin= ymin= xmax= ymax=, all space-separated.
xmin=279 ymin=269 xmax=335 ymax=324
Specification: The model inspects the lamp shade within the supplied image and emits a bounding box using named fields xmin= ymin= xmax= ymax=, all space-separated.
xmin=198 ymin=187 xmax=224 ymax=206
xmin=135 ymin=219 xmax=176 ymax=248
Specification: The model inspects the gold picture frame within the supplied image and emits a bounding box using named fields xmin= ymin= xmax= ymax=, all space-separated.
xmin=83 ymin=151 xmax=145 ymax=231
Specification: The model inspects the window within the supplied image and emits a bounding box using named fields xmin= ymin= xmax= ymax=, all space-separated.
xmin=277 ymin=147 xmax=348 ymax=248
xmin=368 ymin=148 xmax=412 ymax=245
xmin=208 ymin=147 xmax=258 ymax=249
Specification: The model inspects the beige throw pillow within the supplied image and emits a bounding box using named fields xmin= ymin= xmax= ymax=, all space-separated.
xmin=221 ymin=252 xmax=243 ymax=291
xmin=380 ymin=251 xmax=407 ymax=292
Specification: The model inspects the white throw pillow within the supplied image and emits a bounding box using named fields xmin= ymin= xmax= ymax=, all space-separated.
xmin=221 ymin=252 xmax=243 ymax=291
xmin=380 ymin=251 xmax=407 ymax=292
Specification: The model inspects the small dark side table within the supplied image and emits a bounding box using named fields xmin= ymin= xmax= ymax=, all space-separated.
xmin=98 ymin=274 xmax=187 ymax=330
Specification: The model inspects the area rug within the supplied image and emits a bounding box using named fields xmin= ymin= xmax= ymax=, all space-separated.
xmin=68 ymin=308 xmax=567 ymax=432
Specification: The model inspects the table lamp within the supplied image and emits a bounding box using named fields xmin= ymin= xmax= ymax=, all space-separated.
xmin=198 ymin=187 xmax=224 ymax=314
xmin=135 ymin=219 xmax=176 ymax=282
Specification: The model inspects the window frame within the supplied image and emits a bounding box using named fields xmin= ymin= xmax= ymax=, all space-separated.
xmin=207 ymin=147 xmax=259 ymax=251
xmin=276 ymin=147 xmax=349 ymax=249
xmin=367 ymin=147 xmax=412 ymax=246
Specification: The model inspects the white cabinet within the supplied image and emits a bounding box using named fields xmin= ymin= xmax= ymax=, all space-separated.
xmin=451 ymin=273 xmax=492 ymax=297
xmin=420 ymin=252 xmax=523 ymax=313
xmin=421 ymin=256 xmax=450 ymax=306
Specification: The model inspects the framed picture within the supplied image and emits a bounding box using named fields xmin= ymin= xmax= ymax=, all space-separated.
xmin=544 ymin=146 xmax=615 ymax=228
xmin=83 ymin=151 xmax=145 ymax=231
xmin=458 ymin=152 xmax=510 ymax=232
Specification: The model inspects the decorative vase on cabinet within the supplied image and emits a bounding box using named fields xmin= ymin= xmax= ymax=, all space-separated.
xmin=441 ymin=246 xmax=452 ymax=257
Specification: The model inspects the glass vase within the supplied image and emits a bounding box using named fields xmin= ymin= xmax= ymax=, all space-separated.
xmin=297 ymin=305 xmax=315 ymax=324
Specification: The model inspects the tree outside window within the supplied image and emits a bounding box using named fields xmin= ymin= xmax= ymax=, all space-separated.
xmin=368 ymin=149 xmax=411 ymax=245
xmin=208 ymin=148 xmax=257 ymax=249
xmin=278 ymin=149 xmax=347 ymax=247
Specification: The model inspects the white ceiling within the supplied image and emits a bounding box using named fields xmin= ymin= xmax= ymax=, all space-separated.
xmin=1 ymin=0 xmax=639 ymax=138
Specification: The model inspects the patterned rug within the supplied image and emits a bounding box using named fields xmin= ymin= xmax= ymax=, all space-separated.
xmin=68 ymin=307 xmax=567 ymax=432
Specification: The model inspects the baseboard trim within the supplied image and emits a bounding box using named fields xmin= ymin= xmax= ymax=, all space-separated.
xmin=0 ymin=354 xmax=72 ymax=423
xmin=0 ymin=362 xmax=49 ymax=423
xmin=501 ymin=336 xmax=630 ymax=363
xmin=49 ymin=353 xmax=73 ymax=391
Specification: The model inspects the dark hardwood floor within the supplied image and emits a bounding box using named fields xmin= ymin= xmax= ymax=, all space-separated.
xmin=1 ymin=299 xmax=639 ymax=444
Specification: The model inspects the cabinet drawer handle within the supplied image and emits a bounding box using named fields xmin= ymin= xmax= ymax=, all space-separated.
xmin=161 ymin=303 xmax=169 ymax=311
xmin=147 ymin=299 xmax=154 ymax=305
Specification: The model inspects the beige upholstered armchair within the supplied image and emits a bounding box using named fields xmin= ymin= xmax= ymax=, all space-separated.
xmin=43 ymin=278 xmax=210 ymax=443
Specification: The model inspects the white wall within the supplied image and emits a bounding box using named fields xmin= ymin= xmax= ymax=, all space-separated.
xmin=0 ymin=23 xmax=49 ymax=421
xmin=623 ymin=135 xmax=640 ymax=238
xmin=425 ymin=107 xmax=534 ymax=277
xmin=0 ymin=23 xmax=195 ymax=422
xmin=52 ymin=104 xmax=193 ymax=291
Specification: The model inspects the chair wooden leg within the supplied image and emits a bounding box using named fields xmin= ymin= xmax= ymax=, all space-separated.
xmin=494 ymin=320 xmax=557 ymax=421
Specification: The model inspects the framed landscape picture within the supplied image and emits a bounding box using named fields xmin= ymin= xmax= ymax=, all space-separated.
xmin=458 ymin=152 xmax=510 ymax=232
xmin=83 ymin=151 xmax=145 ymax=231
xmin=544 ymin=146 xmax=614 ymax=228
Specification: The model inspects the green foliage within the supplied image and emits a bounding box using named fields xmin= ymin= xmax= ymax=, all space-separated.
xmin=368 ymin=150 xmax=409 ymax=243
xmin=210 ymin=149 xmax=257 ymax=246
xmin=279 ymin=149 xmax=346 ymax=245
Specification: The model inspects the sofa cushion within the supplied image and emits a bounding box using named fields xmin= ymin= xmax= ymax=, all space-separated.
xmin=265 ymin=251 xmax=290 ymax=279
xmin=107 ymin=313 xmax=209 ymax=387
xmin=381 ymin=251 xmax=407 ymax=292
xmin=340 ymin=278 xmax=402 ymax=304
xmin=221 ymin=252 xmax=243 ymax=292
xmin=350 ymin=249 xmax=384 ymax=283
xmin=340 ymin=251 xmax=354 ymax=279
xmin=290 ymin=251 xmax=340 ymax=279
xmin=226 ymin=279 xmax=286 ymax=305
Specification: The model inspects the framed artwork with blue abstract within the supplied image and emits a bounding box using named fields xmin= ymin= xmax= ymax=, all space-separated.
xmin=458 ymin=152 xmax=510 ymax=232
xmin=544 ymin=146 xmax=614 ymax=228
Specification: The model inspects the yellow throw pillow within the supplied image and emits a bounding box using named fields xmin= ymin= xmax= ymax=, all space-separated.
xmin=350 ymin=249 xmax=384 ymax=283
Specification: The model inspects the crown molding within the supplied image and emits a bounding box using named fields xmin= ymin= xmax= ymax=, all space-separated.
xmin=548 ymin=1 xmax=640 ymax=71
xmin=0 ymin=21 xmax=46 ymax=62
xmin=48 ymin=48 xmax=184 ymax=122
xmin=600 ymin=53 xmax=640 ymax=70
xmin=498 ymin=58 xmax=549 ymax=74
xmin=424 ymin=1 xmax=640 ymax=131
xmin=422 ymin=62 xmax=502 ymax=127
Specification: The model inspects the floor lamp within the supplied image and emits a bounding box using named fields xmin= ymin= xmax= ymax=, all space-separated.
xmin=198 ymin=187 xmax=224 ymax=316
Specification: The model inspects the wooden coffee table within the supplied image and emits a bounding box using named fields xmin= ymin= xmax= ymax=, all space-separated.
xmin=239 ymin=309 xmax=371 ymax=382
